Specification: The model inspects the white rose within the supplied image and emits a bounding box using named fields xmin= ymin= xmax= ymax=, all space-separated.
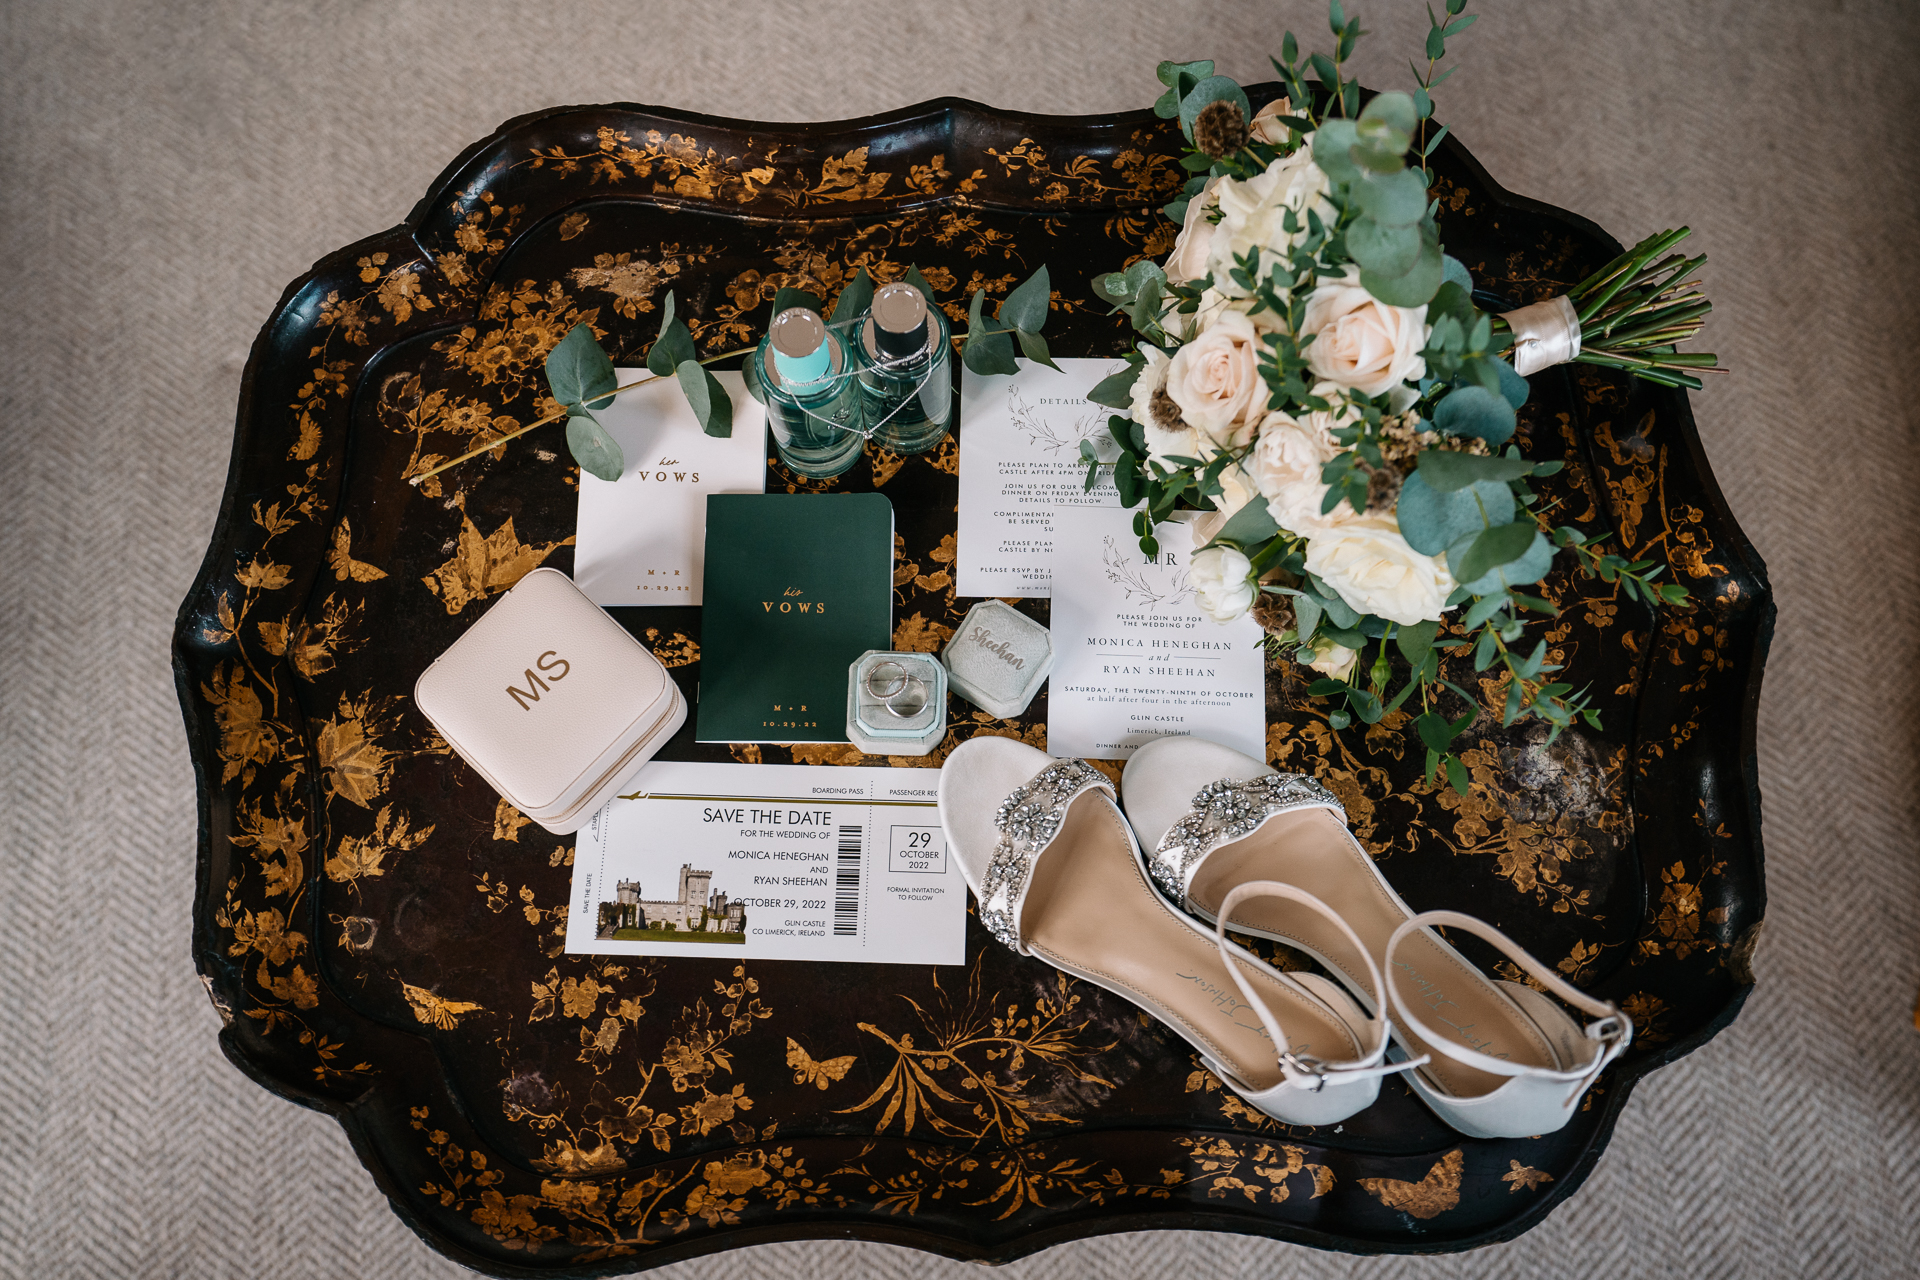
xmin=1306 ymin=635 xmax=1360 ymax=681
xmin=1300 ymin=266 xmax=1430 ymax=398
xmin=1248 ymin=392 xmax=1363 ymax=534
xmin=1206 ymin=144 xmax=1333 ymax=297
xmin=1303 ymin=515 xmax=1455 ymax=626
xmin=1248 ymin=97 xmax=1294 ymax=146
xmin=1165 ymin=308 xmax=1264 ymax=446
xmin=1127 ymin=345 xmax=1201 ymax=463
xmin=1165 ymin=177 xmax=1220 ymax=286
xmin=1190 ymin=545 xmax=1256 ymax=624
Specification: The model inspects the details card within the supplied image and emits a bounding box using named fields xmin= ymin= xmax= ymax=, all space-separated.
xmin=956 ymin=357 xmax=1128 ymax=598
xmin=1046 ymin=507 xmax=1267 ymax=761
xmin=566 ymin=762 xmax=962 ymax=965
xmin=572 ymin=368 xmax=766 ymax=607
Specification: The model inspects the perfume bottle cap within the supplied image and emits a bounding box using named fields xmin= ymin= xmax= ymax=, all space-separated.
xmin=770 ymin=307 xmax=832 ymax=385
xmin=871 ymin=282 xmax=929 ymax=359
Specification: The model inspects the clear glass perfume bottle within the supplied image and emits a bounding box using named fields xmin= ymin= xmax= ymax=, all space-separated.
xmin=755 ymin=306 xmax=867 ymax=478
xmin=853 ymin=281 xmax=953 ymax=455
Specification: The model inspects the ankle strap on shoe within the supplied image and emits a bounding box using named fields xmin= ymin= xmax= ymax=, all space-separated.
xmin=976 ymin=760 xmax=1115 ymax=956
xmin=1385 ymin=910 xmax=1633 ymax=1090
xmin=1214 ymin=881 xmax=1430 ymax=1092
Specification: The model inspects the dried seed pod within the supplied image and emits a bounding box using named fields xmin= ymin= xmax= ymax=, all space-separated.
xmin=1194 ymin=100 xmax=1250 ymax=159
xmin=1250 ymin=591 xmax=1297 ymax=638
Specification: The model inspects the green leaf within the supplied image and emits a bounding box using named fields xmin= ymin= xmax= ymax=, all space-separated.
xmin=1014 ymin=328 xmax=1063 ymax=373
xmin=1153 ymin=86 xmax=1181 ymax=119
xmin=1397 ymin=619 xmax=1440 ymax=668
xmin=1157 ymin=58 xmax=1214 ymax=88
xmin=1092 ymin=271 xmax=1133 ymax=305
xmin=1209 ymin=495 xmax=1280 ymax=549
xmin=1087 ymin=361 xmax=1144 ymax=409
xmin=1293 ymin=592 xmax=1323 ymax=643
xmin=1445 ymin=754 xmax=1471 ymax=796
xmin=1434 ymin=384 xmax=1517 ymax=445
xmin=546 ymin=323 xmax=617 ymax=411
xmin=963 ymin=291 xmax=1018 ymax=376
xmin=1115 ymin=454 xmax=1143 ymax=505
xmin=676 ymin=359 xmax=734 ymax=437
xmin=742 ymin=349 xmax=767 ymax=404
xmin=1441 ymin=255 xmax=1474 ymax=294
xmin=1357 ymin=91 xmax=1419 ymax=150
xmin=1312 ymin=119 xmax=1361 ymax=187
xmin=1415 ymin=710 xmax=1455 ymax=753
xmin=1354 ymin=166 xmax=1430 ymax=226
xmin=998 ymin=265 xmax=1052 ymax=333
xmin=1493 ymin=357 xmax=1530 ymax=409
xmin=565 ymin=409 xmax=623 ymax=482
xmin=904 ymin=265 xmax=937 ymax=303
xmin=770 ymin=284 xmax=824 ymax=318
xmin=1457 ymin=530 xmax=1556 ymax=595
xmin=1454 ymin=522 xmax=1539 ymax=585
xmin=1360 ymin=240 xmax=1444 ymax=306
xmin=1347 ymin=217 xmax=1423 ymax=277
xmin=1177 ymin=75 xmax=1252 ymax=142
xmin=647 ymin=292 xmax=697 ymax=377
xmin=1416 ymin=448 xmax=1534 ymax=491
xmin=830 ymin=267 xmax=874 ymax=325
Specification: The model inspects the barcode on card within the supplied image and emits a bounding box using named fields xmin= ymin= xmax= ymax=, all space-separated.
xmin=834 ymin=824 xmax=862 ymax=936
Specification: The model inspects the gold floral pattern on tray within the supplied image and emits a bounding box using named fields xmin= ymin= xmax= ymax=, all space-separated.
xmin=176 ymin=98 xmax=1768 ymax=1268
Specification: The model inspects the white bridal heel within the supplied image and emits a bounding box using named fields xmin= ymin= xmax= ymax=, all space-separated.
xmin=939 ymin=736 xmax=1422 ymax=1128
xmin=1121 ymin=735 xmax=1631 ymax=1140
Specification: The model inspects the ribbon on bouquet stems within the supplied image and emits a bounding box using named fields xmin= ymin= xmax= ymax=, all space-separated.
xmin=1501 ymin=296 xmax=1582 ymax=377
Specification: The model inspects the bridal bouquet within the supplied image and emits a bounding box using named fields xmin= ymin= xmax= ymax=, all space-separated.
xmin=1086 ymin=1 xmax=1718 ymax=793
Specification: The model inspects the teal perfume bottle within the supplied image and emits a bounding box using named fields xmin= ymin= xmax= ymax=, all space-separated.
xmin=755 ymin=306 xmax=866 ymax=478
xmin=853 ymin=281 xmax=953 ymax=455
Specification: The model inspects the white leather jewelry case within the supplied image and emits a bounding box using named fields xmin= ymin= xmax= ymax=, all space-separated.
xmin=414 ymin=568 xmax=686 ymax=834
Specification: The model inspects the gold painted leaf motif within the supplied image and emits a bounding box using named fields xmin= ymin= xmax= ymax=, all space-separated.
xmin=494 ymin=798 xmax=531 ymax=842
xmin=1359 ymin=1149 xmax=1463 ymax=1219
xmin=1502 ymin=1160 xmax=1554 ymax=1192
xmin=402 ymin=981 xmax=485 ymax=1029
xmin=785 ymin=1038 xmax=856 ymax=1090
xmin=421 ymin=514 xmax=573 ymax=614
xmin=315 ymin=693 xmax=397 ymax=808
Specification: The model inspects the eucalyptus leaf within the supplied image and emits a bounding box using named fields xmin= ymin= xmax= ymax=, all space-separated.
xmin=565 ymin=409 xmax=624 ymax=482
xmin=1312 ymin=118 xmax=1361 ymax=187
xmin=674 ymin=359 xmax=733 ymax=437
xmin=1453 ymin=521 xmax=1538 ymax=584
xmin=546 ymin=323 xmax=618 ymax=412
xmin=1355 ymin=166 xmax=1430 ymax=226
xmin=1416 ymin=448 xmax=1534 ymax=491
xmin=1493 ymin=357 xmax=1530 ymax=409
xmin=1087 ymin=361 xmax=1144 ymax=409
xmin=1014 ymin=327 xmax=1063 ymax=372
xmin=904 ymin=264 xmax=937 ymax=304
xmin=1358 ymin=90 xmax=1419 ymax=140
xmin=1456 ymin=530 xmax=1555 ymax=595
xmin=1441 ymin=254 xmax=1474 ymax=293
xmin=1293 ymin=592 xmax=1323 ymax=642
xmin=1156 ymin=58 xmax=1215 ymax=87
xmin=1347 ymin=217 xmax=1422 ymax=276
xmin=1427 ymin=280 xmax=1474 ymax=325
xmin=1208 ymin=494 xmax=1280 ymax=549
xmin=830 ymin=268 xmax=874 ymax=325
xmin=998 ymin=265 xmax=1052 ymax=334
xmin=1360 ymin=240 xmax=1444 ymax=306
xmin=647 ymin=291 xmax=697 ymax=377
xmin=1397 ymin=619 xmax=1440 ymax=668
xmin=1434 ymin=384 xmax=1517 ymax=445
xmin=962 ymin=300 xmax=1018 ymax=376
xmin=742 ymin=350 xmax=767 ymax=405
xmin=1396 ymin=471 xmax=1514 ymax=554
xmin=1176 ymin=75 xmax=1252 ymax=141
xmin=1092 ymin=271 xmax=1133 ymax=306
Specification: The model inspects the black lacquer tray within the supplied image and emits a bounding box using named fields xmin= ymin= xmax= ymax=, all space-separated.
xmin=174 ymin=93 xmax=1770 ymax=1272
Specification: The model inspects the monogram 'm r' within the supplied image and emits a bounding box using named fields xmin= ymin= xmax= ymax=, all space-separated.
xmin=507 ymin=651 xmax=572 ymax=710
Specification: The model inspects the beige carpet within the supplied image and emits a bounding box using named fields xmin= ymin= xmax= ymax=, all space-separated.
xmin=3 ymin=0 xmax=1917 ymax=1275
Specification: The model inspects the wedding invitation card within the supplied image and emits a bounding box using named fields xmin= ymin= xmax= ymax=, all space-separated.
xmin=1046 ymin=507 xmax=1266 ymax=761
xmin=956 ymin=357 xmax=1128 ymax=598
xmin=567 ymin=761 xmax=963 ymax=965
xmin=572 ymin=368 xmax=765 ymax=606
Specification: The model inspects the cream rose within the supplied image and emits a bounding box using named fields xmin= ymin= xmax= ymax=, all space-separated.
xmin=1165 ymin=177 xmax=1220 ymax=286
xmin=1190 ymin=545 xmax=1257 ymax=624
xmin=1248 ymin=391 xmax=1366 ymax=533
xmin=1165 ymin=308 xmax=1264 ymax=445
xmin=1303 ymin=515 xmax=1455 ymax=626
xmin=1248 ymin=97 xmax=1294 ymax=146
xmin=1205 ymin=144 xmax=1333 ymax=297
xmin=1300 ymin=267 xmax=1430 ymax=398
xmin=1306 ymin=635 xmax=1360 ymax=681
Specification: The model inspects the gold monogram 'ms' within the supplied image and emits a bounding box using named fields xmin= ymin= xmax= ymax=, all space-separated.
xmin=507 ymin=650 xmax=572 ymax=710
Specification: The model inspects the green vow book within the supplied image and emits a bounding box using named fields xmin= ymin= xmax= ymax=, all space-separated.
xmin=697 ymin=493 xmax=895 ymax=742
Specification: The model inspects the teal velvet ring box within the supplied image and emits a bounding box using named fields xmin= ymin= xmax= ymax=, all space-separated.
xmin=940 ymin=600 xmax=1051 ymax=719
xmin=846 ymin=650 xmax=948 ymax=755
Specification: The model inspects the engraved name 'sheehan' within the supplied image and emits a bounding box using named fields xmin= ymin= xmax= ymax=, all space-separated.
xmin=507 ymin=650 xmax=572 ymax=710
xmin=967 ymin=626 xmax=1025 ymax=670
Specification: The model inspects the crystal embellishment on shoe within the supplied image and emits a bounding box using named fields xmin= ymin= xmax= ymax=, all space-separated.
xmin=1149 ymin=773 xmax=1344 ymax=902
xmin=977 ymin=759 xmax=1110 ymax=953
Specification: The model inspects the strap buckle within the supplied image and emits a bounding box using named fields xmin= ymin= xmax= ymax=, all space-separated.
xmin=1587 ymin=1011 xmax=1629 ymax=1046
xmin=1278 ymin=1051 xmax=1329 ymax=1092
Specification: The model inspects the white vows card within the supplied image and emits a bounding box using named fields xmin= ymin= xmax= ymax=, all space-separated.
xmin=573 ymin=368 xmax=765 ymax=606
xmin=1046 ymin=507 xmax=1266 ymax=761
xmin=957 ymin=357 xmax=1128 ymax=598
xmin=566 ymin=762 xmax=963 ymax=965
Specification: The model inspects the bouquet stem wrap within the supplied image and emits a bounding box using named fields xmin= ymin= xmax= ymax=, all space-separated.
xmin=1502 ymin=296 xmax=1581 ymax=377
